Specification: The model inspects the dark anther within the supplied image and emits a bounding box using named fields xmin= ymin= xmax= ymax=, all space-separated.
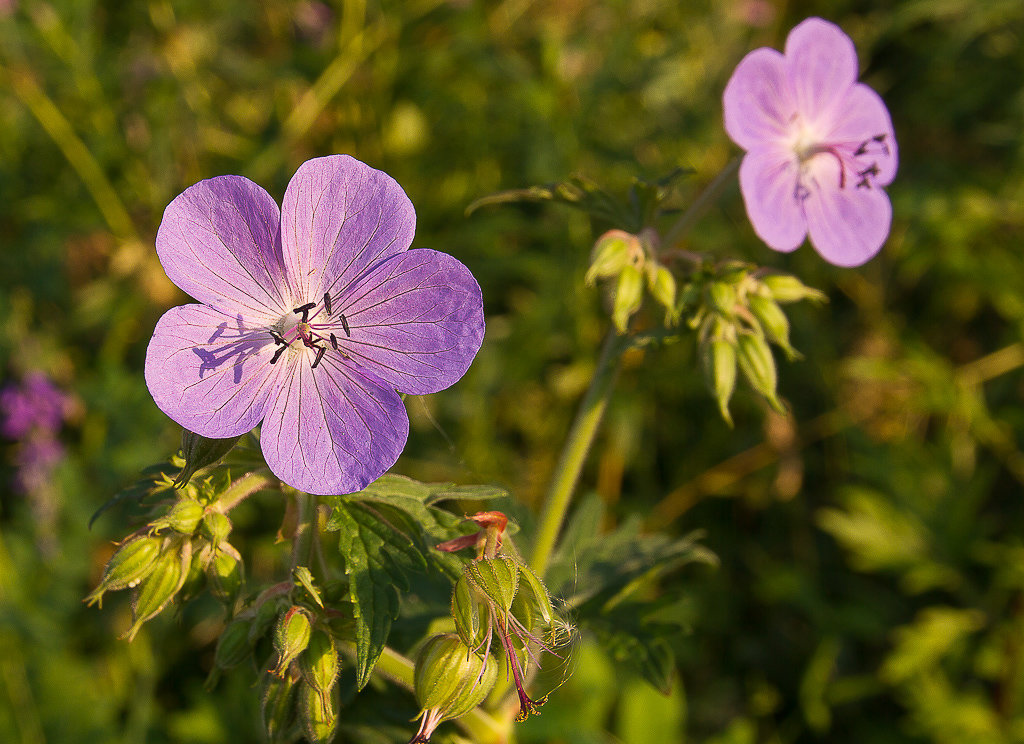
xmin=858 ymin=163 xmax=880 ymax=179
xmin=341 ymin=314 xmax=351 ymax=337
xmin=270 ymin=330 xmax=286 ymax=346
xmin=311 ymin=346 xmax=327 ymax=370
xmin=854 ymin=141 xmax=868 ymax=156
xmin=292 ymin=302 xmax=317 ymax=322
xmin=856 ymin=176 xmax=871 ymax=189
xmin=323 ymin=293 xmax=333 ymax=316
xmin=270 ymin=345 xmax=288 ymax=365
xmin=330 ymin=333 xmax=338 ymax=350
xmin=793 ymin=183 xmax=811 ymax=202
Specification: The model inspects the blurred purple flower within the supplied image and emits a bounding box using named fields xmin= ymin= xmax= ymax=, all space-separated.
xmin=723 ymin=17 xmax=898 ymax=267
xmin=145 ymin=155 xmax=485 ymax=495
xmin=0 ymin=372 xmax=70 ymax=439
xmin=13 ymin=437 xmax=65 ymax=494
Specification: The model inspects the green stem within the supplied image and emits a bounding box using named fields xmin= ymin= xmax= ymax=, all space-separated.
xmin=211 ymin=469 xmax=275 ymax=514
xmin=529 ymin=329 xmax=625 ymax=578
xmin=290 ymin=491 xmax=318 ymax=571
xmin=662 ymin=156 xmax=741 ymax=249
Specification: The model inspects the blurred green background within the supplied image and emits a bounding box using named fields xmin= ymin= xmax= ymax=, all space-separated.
xmin=2 ymin=0 xmax=1023 ymax=742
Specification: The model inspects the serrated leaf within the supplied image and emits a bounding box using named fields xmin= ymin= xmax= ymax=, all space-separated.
xmin=332 ymin=500 xmax=427 ymax=689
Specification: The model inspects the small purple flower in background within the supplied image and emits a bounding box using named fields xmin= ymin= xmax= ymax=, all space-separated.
xmin=723 ymin=17 xmax=898 ymax=267
xmin=0 ymin=372 xmax=70 ymax=441
xmin=145 ymin=155 xmax=485 ymax=495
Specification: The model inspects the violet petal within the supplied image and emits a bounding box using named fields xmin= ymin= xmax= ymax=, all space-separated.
xmin=156 ymin=176 xmax=290 ymax=322
xmin=333 ymin=249 xmax=485 ymax=395
xmin=803 ymin=164 xmax=892 ymax=267
xmin=145 ymin=304 xmax=284 ymax=438
xmin=784 ymin=17 xmax=858 ymax=127
xmin=259 ymin=358 xmax=409 ymax=495
xmin=826 ymin=82 xmax=899 ymax=187
xmin=280 ymin=154 xmax=415 ymax=304
xmin=739 ymin=147 xmax=807 ymax=252
xmin=723 ymin=47 xmax=796 ymax=150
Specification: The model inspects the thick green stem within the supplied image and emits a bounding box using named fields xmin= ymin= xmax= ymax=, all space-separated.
xmin=529 ymin=330 xmax=625 ymax=578
xmin=210 ymin=469 xmax=275 ymax=514
xmin=662 ymin=156 xmax=741 ymax=249
xmin=290 ymin=490 xmax=318 ymax=571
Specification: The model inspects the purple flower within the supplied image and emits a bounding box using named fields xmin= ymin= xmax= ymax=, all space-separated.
xmin=0 ymin=372 xmax=70 ymax=440
xmin=723 ymin=17 xmax=898 ymax=267
xmin=145 ymin=155 xmax=485 ymax=495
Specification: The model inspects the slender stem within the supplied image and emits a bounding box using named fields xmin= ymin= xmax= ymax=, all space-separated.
xmin=290 ymin=491 xmax=318 ymax=571
xmin=210 ymin=469 xmax=276 ymax=514
xmin=662 ymin=156 xmax=741 ymax=248
xmin=529 ymin=329 xmax=625 ymax=577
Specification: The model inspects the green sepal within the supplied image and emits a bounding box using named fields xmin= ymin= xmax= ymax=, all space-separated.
xmin=612 ymin=265 xmax=644 ymax=334
xmin=273 ymin=606 xmax=313 ymax=677
xmin=702 ymin=337 xmax=738 ymax=426
xmin=260 ymin=668 xmax=299 ymax=743
xmin=748 ymin=294 xmax=801 ymax=361
xmin=465 ymin=557 xmax=520 ymax=613
xmin=125 ymin=538 xmax=191 ymax=641
xmin=176 ymin=429 xmax=241 ymax=488
xmin=452 ymin=574 xmax=488 ymax=648
xmin=736 ymin=330 xmax=784 ymax=413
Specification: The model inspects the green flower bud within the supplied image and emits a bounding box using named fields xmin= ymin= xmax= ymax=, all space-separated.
xmin=759 ymin=273 xmax=828 ymax=305
xmin=707 ymin=281 xmax=737 ymax=319
xmin=86 ymin=534 xmax=162 ymax=606
xmin=465 ymin=556 xmax=520 ymax=614
xmin=200 ymin=511 xmax=232 ymax=545
xmin=702 ymin=337 xmax=737 ymax=427
xmin=648 ymin=265 xmax=678 ymax=324
xmin=513 ymin=564 xmax=554 ymax=630
xmin=585 ymin=229 xmax=640 ymax=286
xmin=155 ymin=498 xmax=205 ymax=535
xmin=176 ymin=429 xmax=241 ymax=487
xmin=260 ymin=668 xmax=298 ymax=742
xmin=736 ymin=330 xmax=784 ymax=413
xmin=612 ymin=265 xmax=645 ymax=334
xmin=300 ymin=628 xmax=340 ymax=705
xmin=414 ymin=635 xmax=496 ymax=721
xmin=452 ymin=574 xmax=488 ymax=648
xmin=125 ymin=539 xmax=191 ymax=641
xmin=273 ymin=606 xmax=313 ymax=677
xmin=300 ymin=679 xmax=339 ymax=744
xmin=214 ymin=618 xmax=254 ymax=671
xmin=178 ymin=541 xmax=210 ymax=602
xmin=207 ymin=544 xmax=243 ymax=605
xmin=748 ymin=294 xmax=800 ymax=361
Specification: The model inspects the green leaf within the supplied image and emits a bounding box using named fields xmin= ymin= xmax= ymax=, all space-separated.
xmin=89 ymin=460 xmax=180 ymax=528
xmin=331 ymin=499 xmax=427 ymax=689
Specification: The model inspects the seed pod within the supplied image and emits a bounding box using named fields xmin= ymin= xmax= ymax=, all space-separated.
xmin=273 ymin=606 xmax=313 ymax=677
xmin=125 ymin=539 xmax=191 ymax=641
xmin=86 ymin=534 xmax=163 ymax=606
xmin=300 ymin=679 xmax=339 ymax=744
xmin=464 ymin=557 xmax=520 ymax=614
xmin=612 ymin=265 xmax=645 ymax=334
xmin=260 ymin=668 xmax=298 ymax=742
xmin=702 ymin=337 xmax=737 ymax=426
xmin=300 ymin=628 xmax=340 ymax=706
xmin=513 ymin=564 xmax=554 ymax=629
xmin=760 ymin=273 xmax=827 ymax=305
xmin=201 ymin=511 xmax=232 ymax=545
xmin=748 ymin=294 xmax=800 ymax=361
xmin=414 ymin=634 xmax=495 ymax=720
xmin=736 ymin=330 xmax=784 ymax=413
xmin=707 ymin=281 xmax=737 ymax=319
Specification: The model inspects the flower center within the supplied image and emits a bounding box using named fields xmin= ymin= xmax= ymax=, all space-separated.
xmin=267 ymin=292 xmax=351 ymax=369
xmin=790 ymin=128 xmax=892 ymax=204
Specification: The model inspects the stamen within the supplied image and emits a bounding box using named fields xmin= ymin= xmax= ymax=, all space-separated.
xmin=323 ymin=293 xmax=333 ymax=316
xmin=341 ymin=314 xmax=351 ymax=337
xmin=270 ymin=330 xmax=286 ymax=346
xmin=292 ymin=302 xmax=317 ymax=322
xmin=330 ymin=333 xmax=338 ymax=350
xmin=311 ymin=346 xmax=326 ymax=370
xmin=270 ymin=345 xmax=287 ymax=365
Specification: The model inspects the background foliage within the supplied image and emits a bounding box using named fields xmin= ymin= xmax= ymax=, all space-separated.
xmin=1 ymin=0 xmax=1023 ymax=742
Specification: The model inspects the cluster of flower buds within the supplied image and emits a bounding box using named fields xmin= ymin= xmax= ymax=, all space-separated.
xmin=86 ymin=474 xmax=245 ymax=639
xmin=585 ymin=228 xmax=677 ymax=333
xmin=409 ymin=634 xmax=497 ymax=743
xmin=685 ymin=263 xmax=826 ymax=424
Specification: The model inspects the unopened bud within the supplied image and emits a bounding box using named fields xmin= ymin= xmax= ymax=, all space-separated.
xmin=702 ymin=337 xmax=737 ymax=427
xmin=586 ymin=229 xmax=640 ymax=286
xmin=748 ymin=294 xmax=800 ymax=361
xmin=213 ymin=618 xmax=254 ymax=671
xmin=86 ymin=534 xmax=162 ymax=606
xmin=648 ymin=265 xmax=678 ymax=324
xmin=260 ymin=668 xmax=298 ymax=741
xmin=176 ymin=429 xmax=240 ymax=487
xmin=126 ymin=539 xmax=191 ymax=641
xmin=178 ymin=541 xmax=210 ymax=602
xmin=707 ymin=282 xmax=737 ymax=319
xmin=760 ymin=273 xmax=827 ymax=305
xmin=512 ymin=564 xmax=554 ymax=631
xmin=300 ymin=628 xmax=340 ymax=708
xmin=736 ymin=330 xmax=784 ymax=413
xmin=207 ymin=544 xmax=243 ymax=605
xmin=201 ymin=511 xmax=232 ymax=545
xmin=273 ymin=606 xmax=313 ymax=676
xmin=300 ymin=679 xmax=339 ymax=744
xmin=611 ymin=265 xmax=644 ymax=333
xmin=452 ymin=574 xmax=488 ymax=648
xmin=464 ymin=557 xmax=520 ymax=613
xmin=414 ymin=634 xmax=496 ymax=720
xmin=156 ymin=498 xmax=205 ymax=535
